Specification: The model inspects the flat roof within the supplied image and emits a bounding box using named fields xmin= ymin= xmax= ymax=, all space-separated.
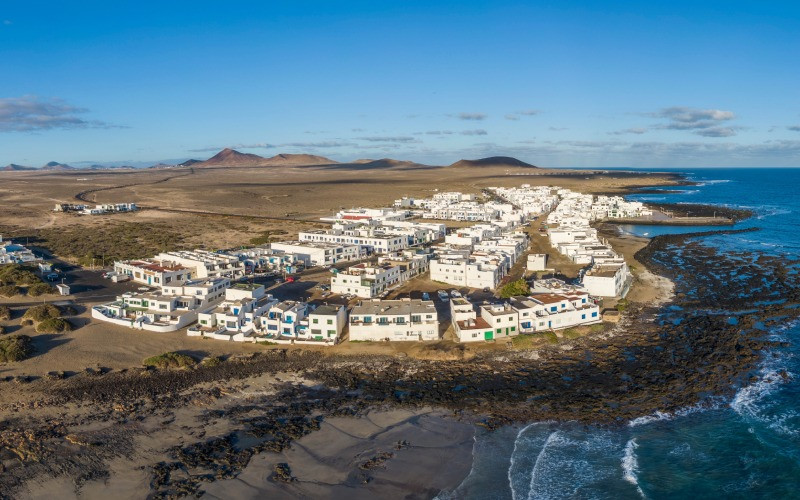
xmin=311 ymin=304 xmax=342 ymax=316
xmin=457 ymin=317 xmax=491 ymax=330
xmin=351 ymin=299 xmax=436 ymax=316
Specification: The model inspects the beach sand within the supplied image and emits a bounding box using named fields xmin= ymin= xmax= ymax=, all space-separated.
xmin=16 ymin=398 xmax=475 ymax=500
xmin=200 ymin=409 xmax=474 ymax=500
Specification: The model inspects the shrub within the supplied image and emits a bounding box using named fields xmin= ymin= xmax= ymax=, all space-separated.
xmin=0 ymin=264 xmax=41 ymax=286
xmin=0 ymin=285 xmax=20 ymax=298
xmin=203 ymin=356 xmax=222 ymax=367
xmin=0 ymin=335 xmax=33 ymax=363
xmin=35 ymin=317 xmax=73 ymax=334
xmin=616 ymin=299 xmax=629 ymax=312
xmin=143 ymin=352 xmax=197 ymax=369
xmin=0 ymin=305 xmax=10 ymax=321
xmin=0 ymin=325 xmax=5 ymax=334
xmin=543 ymin=331 xmax=559 ymax=344
xmin=499 ymin=279 xmax=530 ymax=299
xmin=23 ymin=304 xmax=62 ymax=322
xmin=27 ymin=283 xmax=55 ymax=297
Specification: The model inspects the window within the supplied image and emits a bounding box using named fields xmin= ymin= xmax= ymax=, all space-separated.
xmin=510 ymin=326 xmax=516 ymax=332
xmin=327 ymin=319 xmax=333 ymax=325
xmin=581 ymin=314 xmax=586 ymax=320
xmin=313 ymin=318 xmax=318 ymax=324
xmin=496 ymin=328 xmax=501 ymax=333
xmin=591 ymin=312 xmax=598 ymax=318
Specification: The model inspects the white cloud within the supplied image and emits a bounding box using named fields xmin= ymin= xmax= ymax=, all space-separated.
xmin=452 ymin=112 xmax=487 ymax=121
xmin=0 ymin=95 xmax=116 ymax=132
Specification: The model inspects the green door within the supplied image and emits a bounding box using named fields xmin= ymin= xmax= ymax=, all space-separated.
xmin=484 ymin=331 xmax=493 ymax=340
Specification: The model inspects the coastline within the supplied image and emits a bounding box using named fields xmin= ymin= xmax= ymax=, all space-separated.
xmin=5 ymin=172 xmax=798 ymax=497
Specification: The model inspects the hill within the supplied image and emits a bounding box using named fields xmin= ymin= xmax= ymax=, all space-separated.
xmin=261 ymin=153 xmax=337 ymax=166
xmin=197 ymin=148 xmax=267 ymax=167
xmin=351 ymin=158 xmax=432 ymax=169
xmin=41 ymin=161 xmax=74 ymax=171
xmin=179 ymin=159 xmax=202 ymax=167
xmin=449 ymin=156 xmax=537 ymax=169
xmin=196 ymin=149 xmax=336 ymax=167
xmin=2 ymin=164 xmax=36 ymax=171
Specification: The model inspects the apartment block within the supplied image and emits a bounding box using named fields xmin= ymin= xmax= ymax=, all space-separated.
xmin=348 ymin=299 xmax=439 ymax=341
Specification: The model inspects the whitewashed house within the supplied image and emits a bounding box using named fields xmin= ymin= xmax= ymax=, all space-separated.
xmin=348 ymin=299 xmax=439 ymax=341
xmin=451 ymin=297 xmax=495 ymax=342
xmin=479 ymin=303 xmax=520 ymax=340
xmin=188 ymin=283 xmax=278 ymax=341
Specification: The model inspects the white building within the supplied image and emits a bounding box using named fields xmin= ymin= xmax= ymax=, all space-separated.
xmin=229 ymin=246 xmax=302 ymax=273
xmin=429 ymin=255 xmax=506 ymax=290
xmin=188 ymin=283 xmax=278 ymax=341
xmin=527 ymin=253 xmax=548 ymax=272
xmin=331 ymin=262 xmax=403 ymax=298
xmin=92 ymin=277 xmax=230 ymax=332
xmin=348 ymin=299 xmax=440 ymax=341
xmin=257 ymin=300 xmax=309 ymax=340
xmin=332 ymin=252 xmax=429 ymax=298
xmin=304 ymin=304 xmax=347 ymax=343
xmin=582 ymin=263 xmax=631 ymax=298
xmin=154 ymin=250 xmax=246 ymax=280
xmin=0 ymin=237 xmax=39 ymax=264
xmin=512 ymin=292 xmax=601 ymax=332
xmin=113 ymin=259 xmax=191 ymax=287
xmin=299 ymin=230 xmax=408 ymax=254
xmin=451 ymin=297 xmax=495 ymax=342
xmin=270 ymin=240 xmax=361 ymax=267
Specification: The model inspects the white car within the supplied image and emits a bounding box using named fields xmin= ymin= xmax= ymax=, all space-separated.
xmin=450 ymin=290 xmax=462 ymax=298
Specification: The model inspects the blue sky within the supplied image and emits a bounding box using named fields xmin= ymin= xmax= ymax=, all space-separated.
xmin=1 ymin=1 xmax=799 ymax=167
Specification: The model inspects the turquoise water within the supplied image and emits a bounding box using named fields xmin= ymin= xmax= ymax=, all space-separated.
xmin=442 ymin=168 xmax=800 ymax=499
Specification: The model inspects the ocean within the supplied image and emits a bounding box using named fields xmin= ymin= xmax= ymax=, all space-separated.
xmin=441 ymin=168 xmax=800 ymax=499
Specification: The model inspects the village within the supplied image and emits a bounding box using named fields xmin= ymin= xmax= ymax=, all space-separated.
xmin=0 ymin=185 xmax=653 ymax=348
xmin=22 ymin=184 xmax=646 ymax=347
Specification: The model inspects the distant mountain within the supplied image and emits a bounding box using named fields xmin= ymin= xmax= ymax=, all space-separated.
xmin=197 ymin=148 xmax=267 ymax=167
xmin=2 ymin=163 xmax=36 ymax=171
xmin=349 ymin=158 xmax=432 ymax=169
xmin=261 ymin=153 xmax=337 ymax=166
xmin=41 ymin=161 xmax=74 ymax=171
xmin=449 ymin=156 xmax=538 ymax=169
xmin=196 ymin=149 xmax=337 ymax=167
xmin=179 ymin=159 xmax=202 ymax=167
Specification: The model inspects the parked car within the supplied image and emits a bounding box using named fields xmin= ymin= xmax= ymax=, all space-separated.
xmin=437 ymin=290 xmax=449 ymax=301
xmin=286 ymin=276 xmax=296 ymax=283
xmin=422 ymin=292 xmax=430 ymax=301
xmin=46 ymin=273 xmax=60 ymax=281
xmin=450 ymin=290 xmax=462 ymax=298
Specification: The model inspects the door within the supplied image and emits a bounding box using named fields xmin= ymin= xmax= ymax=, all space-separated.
xmin=484 ymin=331 xmax=493 ymax=340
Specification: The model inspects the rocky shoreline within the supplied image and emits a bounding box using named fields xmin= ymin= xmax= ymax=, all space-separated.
xmin=2 ymin=210 xmax=799 ymax=498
